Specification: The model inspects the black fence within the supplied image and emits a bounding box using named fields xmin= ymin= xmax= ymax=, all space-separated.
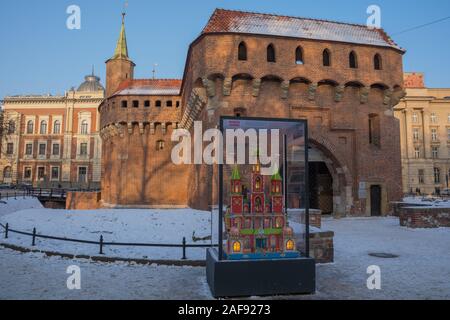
xmin=0 ymin=222 xmax=218 ymax=260
xmin=0 ymin=188 xmax=66 ymax=201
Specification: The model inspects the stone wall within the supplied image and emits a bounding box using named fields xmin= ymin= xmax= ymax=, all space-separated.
xmin=399 ymin=207 xmax=450 ymax=228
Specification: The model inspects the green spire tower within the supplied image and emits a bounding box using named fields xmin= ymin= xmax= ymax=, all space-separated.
xmin=105 ymin=12 xmax=135 ymax=97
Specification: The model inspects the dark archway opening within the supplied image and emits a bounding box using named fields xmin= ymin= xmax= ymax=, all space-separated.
xmin=370 ymin=185 xmax=382 ymax=216
xmin=308 ymin=162 xmax=333 ymax=215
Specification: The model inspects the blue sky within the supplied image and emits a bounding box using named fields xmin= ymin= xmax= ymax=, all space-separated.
xmin=0 ymin=0 xmax=449 ymax=98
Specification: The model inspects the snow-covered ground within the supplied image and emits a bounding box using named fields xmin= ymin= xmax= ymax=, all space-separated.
xmin=402 ymin=196 xmax=450 ymax=208
xmin=0 ymin=203 xmax=217 ymax=261
xmin=1 ymin=216 xmax=449 ymax=299
xmin=0 ymin=248 xmax=211 ymax=300
xmin=0 ymin=197 xmax=43 ymax=217
xmin=315 ymin=217 xmax=450 ymax=300
xmin=0 ymin=202 xmax=313 ymax=261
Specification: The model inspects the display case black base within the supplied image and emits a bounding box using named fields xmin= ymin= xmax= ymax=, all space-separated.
xmin=206 ymin=248 xmax=316 ymax=298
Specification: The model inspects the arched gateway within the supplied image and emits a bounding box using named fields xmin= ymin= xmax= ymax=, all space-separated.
xmin=307 ymin=139 xmax=351 ymax=217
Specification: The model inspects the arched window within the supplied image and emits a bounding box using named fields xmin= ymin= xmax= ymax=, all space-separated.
xmin=323 ymin=49 xmax=331 ymax=66
xmin=286 ymin=240 xmax=295 ymax=251
xmin=8 ymin=120 xmax=16 ymax=134
xmin=349 ymin=51 xmax=358 ymax=69
xmin=276 ymin=217 xmax=283 ymax=228
xmin=267 ymin=44 xmax=276 ymax=62
xmin=3 ymin=166 xmax=12 ymax=179
xmin=295 ymin=46 xmax=304 ymax=64
xmin=26 ymin=121 xmax=34 ymax=134
xmin=255 ymin=177 xmax=262 ymax=190
xmin=40 ymin=121 xmax=47 ymax=134
xmin=233 ymin=241 xmax=241 ymax=253
xmin=80 ymin=120 xmax=89 ymax=135
xmin=374 ymin=54 xmax=382 ymax=70
xmin=238 ymin=42 xmax=247 ymax=61
xmin=53 ymin=120 xmax=61 ymax=134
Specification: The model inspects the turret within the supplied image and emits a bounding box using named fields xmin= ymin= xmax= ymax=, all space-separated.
xmin=105 ymin=13 xmax=135 ymax=97
xmin=230 ymin=166 xmax=243 ymax=215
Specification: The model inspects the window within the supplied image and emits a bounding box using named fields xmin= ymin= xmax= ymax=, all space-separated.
xmin=295 ymin=46 xmax=304 ymax=64
xmin=369 ymin=114 xmax=380 ymax=147
xmin=38 ymin=143 xmax=46 ymax=156
xmin=80 ymin=120 xmax=89 ymax=135
xmin=166 ymin=101 xmax=173 ymax=107
xmin=156 ymin=140 xmax=165 ymax=151
xmin=144 ymin=100 xmax=150 ymax=108
xmin=431 ymin=128 xmax=438 ymax=141
xmin=176 ymin=101 xmax=180 ymax=108
xmin=430 ymin=113 xmax=438 ymax=123
xmin=412 ymin=112 xmax=418 ymax=123
xmin=51 ymin=167 xmax=59 ymax=180
xmin=233 ymin=241 xmax=241 ymax=253
xmin=6 ymin=143 xmax=13 ymax=155
xmin=434 ymin=168 xmax=441 ymax=184
xmin=53 ymin=120 xmax=61 ymax=134
xmin=40 ymin=121 xmax=47 ymax=134
xmin=26 ymin=120 xmax=34 ymax=134
xmin=267 ymin=44 xmax=276 ymax=62
xmin=132 ymin=100 xmax=139 ymax=108
xmin=414 ymin=147 xmax=421 ymax=159
xmin=447 ymin=129 xmax=450 ymax=141
xmin=448 ymin=114 xmax=450 ymax=123
xmin=8 ymin=121 xmax=15 ymax=134
xmin=275 ymin=217 xmax=283 ymax=228
xmin=121 ymin=100 xmax=128 ymax=108
xmin=238 ymin=42 xmax=247 ymax=61
xmin=24 ymin=167 xmax=32 ymax=180
xmin=286 ymin=240 xmax=295 ymax=251
xmin=323 ymin=49 xmax=331 ymax=66
xmin=374 ymin=54 xmax=382 ymax=70
xmin=413 ymin=128 xmax=420 ymax=141
xmin=349 ymin=51 xmax=358 ymax=68
xmin=25 ymin=143 xmax=33 ymax=156
xmin=3 ymin=167 xmax=12 ymax=179
xmin=418 ymin=169 xmax=425 ymax=184
xmin=432 ymin=146 xmax=439 ymax=159
xmin=37 ymin=167 xmax=45 ymax=180
xmin=80 ymin=143 xmax=88 ymax=156
xmin=52 ymin=143 xmax=60 ymax=156
xmin=78 ymin=167 xmax=87 ymax=183
xmin=155 ymin=100 xmax=162 ymax=107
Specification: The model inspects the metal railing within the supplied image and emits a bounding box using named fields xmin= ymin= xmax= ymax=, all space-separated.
xmin=0 ymin=188 xmax=66 ymax=202
xmin=0 ymin=222 xmax=218 ymax=260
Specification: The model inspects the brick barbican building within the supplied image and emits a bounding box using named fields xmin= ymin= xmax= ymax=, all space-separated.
xmin=99 ymin=9 xmax=407 ymax=216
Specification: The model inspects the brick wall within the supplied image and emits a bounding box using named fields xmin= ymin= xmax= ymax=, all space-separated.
xmin=399 ymin=207 xmax=450 ymax=228
xmin=298 ymin=228 xmax=334 ymax=264
xmin=183 ymin=33 xmax=405 ymax=216
xmin=66 ymin=191 xmax=101 ymax=210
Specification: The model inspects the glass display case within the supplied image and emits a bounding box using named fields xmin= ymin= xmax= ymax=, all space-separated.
xmin=218 ymin=117 xmax=310 ymax=261
xmin=206 ymin=116 xmax=315 ymax=298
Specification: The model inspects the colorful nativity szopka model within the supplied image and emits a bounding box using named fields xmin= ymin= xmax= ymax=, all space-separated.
xmin=224 ymin=163 xmax=299 ymax=260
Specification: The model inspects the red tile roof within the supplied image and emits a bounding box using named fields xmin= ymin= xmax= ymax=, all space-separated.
xmin=202 ymin=9 xmax=403 ymax=51
xmin=114 ymin=79 xmax=182 ymax=96
xmin=404 ymin=73 xmax=425 ymax=88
